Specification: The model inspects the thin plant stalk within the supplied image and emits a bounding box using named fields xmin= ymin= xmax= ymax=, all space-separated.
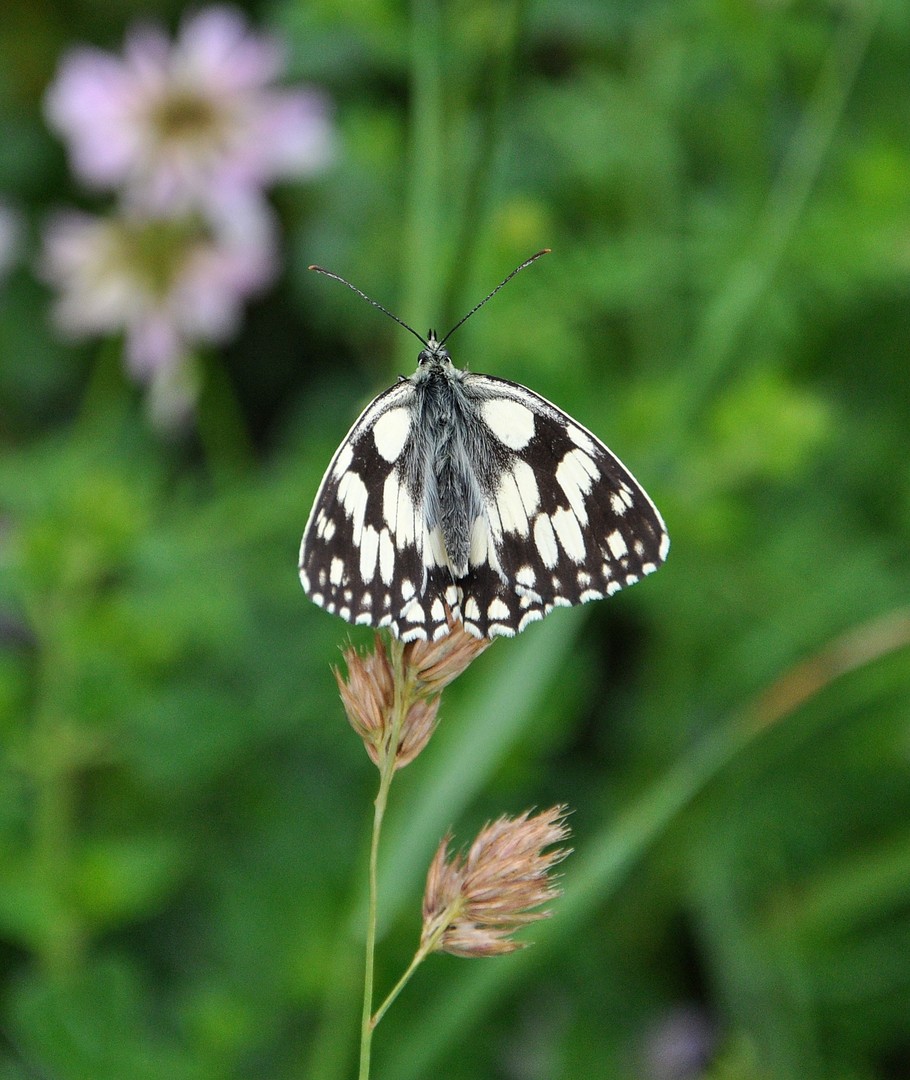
xmin=358 ymin=639 xmax=408 ymax=1080
xmin=370 ymin=924 xmax=443 ymax=1032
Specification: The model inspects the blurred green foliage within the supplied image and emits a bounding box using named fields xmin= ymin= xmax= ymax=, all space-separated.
xmin=1 ymin=1 xmax=909 ymax=1078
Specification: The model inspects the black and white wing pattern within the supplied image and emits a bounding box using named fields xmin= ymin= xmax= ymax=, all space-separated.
xmin=298 ymin=380 xmax=437 ymax=636
xmin=444 ymin=374 xmax=668 ymax=638
xmin=299 ymin=364 xmax=668 ymax=642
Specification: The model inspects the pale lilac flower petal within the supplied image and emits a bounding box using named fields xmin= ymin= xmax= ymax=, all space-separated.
xmin=127 ymin=311 xmax=183 ymax=378
xmin=44 ymin=49 xmax=142 ymax=189
xmin=175 ymin=6 xmax=284 ymax=91
xmin=255 ymin=90 xmax=335 ymax=177
xmin=44 ymin=5 xmax=334 ymax=213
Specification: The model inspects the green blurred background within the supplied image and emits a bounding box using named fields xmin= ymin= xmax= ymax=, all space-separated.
xmin=1 ymin=0 xmax=909 ymax=1078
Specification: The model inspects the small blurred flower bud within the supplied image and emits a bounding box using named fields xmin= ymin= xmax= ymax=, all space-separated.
xmin=421 ymin=806 xmax=571 ymax=957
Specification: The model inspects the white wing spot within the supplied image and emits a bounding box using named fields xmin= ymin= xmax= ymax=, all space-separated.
xmin=338 ymin=471 xmax=368 ymax=544
xmin=360 ymin=525 xmax=379 ymax=581
xmin=378 ymin=529 xmax=395 ymax=585
xmin=431 ymin=598 xmax=446 ymax=622
xmin=481 ymin=398 xmax=535 ymax=450
xmin=299 ymin=570 xmax=310 ymax=591
xmin=511 ymin=458 xmax=540 ymax=516
xmin=401 ymin=579 xmax=414 ymax=599
xmin=579 ymin=589 xmax=602 ymax=603
xmin=495 ymin=470 xmax=530 ymax=536
xmin=329 ymin=558 xmax=344 ymax=586
xmin=426 ymin=525 xmax=450 ymax=569
xmin=557 ymin=449 xmax=598 ymax=524
xmin=659 ymin=533 xmax=670 ymax=561
xmin=469 ymin=516 xmax=493 ymax=567
xmin=464 ymin=597 xmax=481 ymax=621
xmin=311 ymin=592 xmax=324 ymax=606
xmin=404 ymin=600 xmax=425 ymax=623
xmin=323 ymin=519 xmax=336 ymax=540
xmin=488 ymin=597 xmax=510 ymax=621
xmin=610 ymin=493 xmax=629 ymax=516
xmin=607 ymin=529 xmax=628 ymax=559
xmin=567 ymin=424 xmax=597 ymax=456
xmin=372 ymin=407 xmax=410 ymax=462
xmin=552 ymin=507 xmax=586 ymax=561
xmin=641 ymin=562 xmax=656 ymax=575
xmin=516 ymin=565 xmax=536 ymax=588
xmin=533 ymin=514 xmax=559 ymax=569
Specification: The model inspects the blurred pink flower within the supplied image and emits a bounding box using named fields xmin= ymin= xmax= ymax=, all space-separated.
xmin=44 ymin=6 xmax=333 ymax=214
xmin=41 ymin=205 xmax=277 ymax=382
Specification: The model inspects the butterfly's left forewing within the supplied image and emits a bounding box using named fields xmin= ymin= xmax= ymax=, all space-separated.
xmin=454 ymin=375 xmax=669 ymax=638
xmin=299 ymin=382 xmax=445 ymax=637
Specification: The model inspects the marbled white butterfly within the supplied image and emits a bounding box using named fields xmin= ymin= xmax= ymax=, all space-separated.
xmin=299 ymin=251 xmax=669 ymax=642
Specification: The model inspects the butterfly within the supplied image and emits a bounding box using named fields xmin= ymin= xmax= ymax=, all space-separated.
xmin=299 ymin=251 xmax=668 ymax=642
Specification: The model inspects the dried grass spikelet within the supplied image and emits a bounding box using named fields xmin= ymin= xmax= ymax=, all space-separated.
xmin=405 ymin=611 xmax=492 ymax=693
xmin=335 ymin=613 xmax=491 ymax=769
xmin=421 ymin=806 xmax=571 ymax=957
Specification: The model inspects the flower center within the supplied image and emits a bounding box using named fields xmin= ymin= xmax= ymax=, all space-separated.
xmin=150 ymin=90 xmax=225 ymax=147
xmin=108 ymin=216 xmax=202 ymax=298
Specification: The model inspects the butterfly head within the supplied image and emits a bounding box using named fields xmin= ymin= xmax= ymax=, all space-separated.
xmin=417 ymin=330 xmax=452 ymax=369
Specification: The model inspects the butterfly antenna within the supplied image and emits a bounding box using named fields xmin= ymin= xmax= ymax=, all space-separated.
xmin=438 ymin=249 xmax=551 ymax=347
xmin=308 ymin=265 xmax=428 ymax=348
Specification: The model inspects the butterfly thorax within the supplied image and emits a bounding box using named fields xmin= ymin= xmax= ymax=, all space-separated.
xmin=409 ymin=341 xmax=483 ymax=578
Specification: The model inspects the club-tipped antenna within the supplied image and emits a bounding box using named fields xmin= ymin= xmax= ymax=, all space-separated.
xmin=307 ymin=264 xmax=428 ymax=348
xmin=438 ymin=248 xmax=550 ymax=346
